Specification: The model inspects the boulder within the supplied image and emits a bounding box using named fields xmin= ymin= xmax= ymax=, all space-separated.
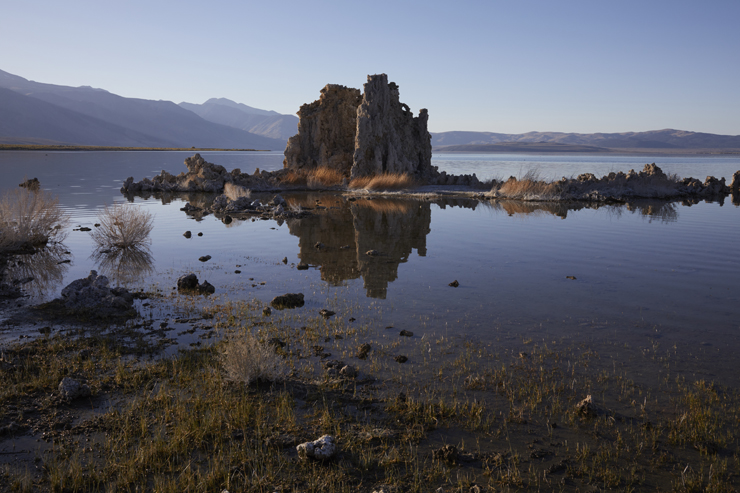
xmin=58 ymin=377 xmax=91 ymax=401
xmin=177 ymin=273 xmax=215 ymax=295
xmin=296 ymin=434 xmax=337 ymax=460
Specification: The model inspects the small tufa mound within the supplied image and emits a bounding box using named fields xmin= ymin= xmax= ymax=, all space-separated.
xmin=296 ymin=435 xmax=337 ymax=461
xmin=55 ymin=270 xmax=135 ymax=319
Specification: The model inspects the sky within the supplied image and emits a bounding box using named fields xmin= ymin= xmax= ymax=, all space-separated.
xmin=3 ymin=0 xmax=740 ymax=135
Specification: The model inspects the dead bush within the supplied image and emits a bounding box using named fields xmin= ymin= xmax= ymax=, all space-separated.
xmin=0 ymin=188 xmax=69 ymax=253
xmin=220 ymin=333 xmax=289 ymax=385
xmin=90 ymin=204 xmax=154 ymax=249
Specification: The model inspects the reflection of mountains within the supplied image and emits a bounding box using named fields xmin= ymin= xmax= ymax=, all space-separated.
xmin=286 ymin=196 xmax=433 ymax=299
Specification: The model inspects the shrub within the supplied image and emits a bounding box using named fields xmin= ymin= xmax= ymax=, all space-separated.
xmin=91 ymin=204 xmax=154 ymax=249
xmin=224 ymin=182 xmax=251 ymax=201
xmin=0 ymin=188 xmax=69 ymax=253
xmin=348 ymin=173 xmax=417 ymax=191
xmin=220 ymin=333 xmax=289 ymax=385
xmin=494 ymin=170 xmax=561 ymax=200
xmin=279 ymin=167 xmax=346 ymax=188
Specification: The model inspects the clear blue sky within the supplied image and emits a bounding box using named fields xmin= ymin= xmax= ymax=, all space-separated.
xmin=3 ymin=0 xmax=739 ymax=135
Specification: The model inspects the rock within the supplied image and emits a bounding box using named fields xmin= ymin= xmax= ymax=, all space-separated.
xmin=296 ymin=434 xmax=337 ymax=461
xmin=263 ymin=307 xmax=272 ymax=316
xmin=180 ymin=203 xmax=202 ymax=213
xmin=366 ymin=249 xmax=381 ymax=256
xmin=58 ymin=377 xmax=91 ymax=401
xmin=314 ymin=242 xmax=325 ymax=249
xmin=340 ymin=365 xmax=357 ymax=378
xmin=273 ymin=195 xmax=286 ymax=206
xmin=183 ymin=231 xmax=192 ymax=238
xmin=357 ymin=343 xmax=371 ymax=359
xmin=433 ymin=444 xmax=459 ymax=462
xmin=58 ymin=271 xmax=135 ymax=318
xmin=177 ymin=273 xmax=215 ymax=295
xmin=296 ymin=262 xmax=309 ymax=270
xmin=19 ymin=177 xmax=40 ymax=190
xmin=282 ymin=257 xmax=288 ymax=264
xmin=199 ymin=255 xmax=212 ymax=262
xmin=449 ymin=280 xmax=459 ymax=287
xmin=197 ymin=232 xmax=203 ymax=237
xmin=271 ymin=293 xmax=305 ymax=309
xmin=399 ymin=329 xmax=413 ymax=337
xmin=730 ymin=170 xmax=740 ymax=193
xmin=320 ymin=309 xmax=335 ymax=318
xmin=566 ymin=276 xmax=577 ymax=280
xmin=576 ymin=395 xmax=597 ymax=417
xmin=395 ymin=355 xmax=408 ymax=363
xmin=177 ymin=273 xmax=199 ymax=290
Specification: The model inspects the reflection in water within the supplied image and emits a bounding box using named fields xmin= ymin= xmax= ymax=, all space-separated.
xmin=285 ymin=196 xmax=432 ymax=299
xmin=2 ymin=243 xmax=70 ymax=298
xmin=284 ymin=195 xmax=690 ymax=298
xmin=91 ymin=246 xmax=154 ymax=287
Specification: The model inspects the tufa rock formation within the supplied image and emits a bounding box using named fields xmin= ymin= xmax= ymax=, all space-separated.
xmin=283 ymin=85 xmax=362 ymax=175
xmin=283 ymin=74 xmax=437 ymax=183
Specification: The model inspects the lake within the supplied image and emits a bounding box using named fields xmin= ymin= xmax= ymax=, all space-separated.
xmin=1 ymin=150 xmax=739 ymax=385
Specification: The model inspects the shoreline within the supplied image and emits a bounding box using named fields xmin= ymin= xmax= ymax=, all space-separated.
xmin=0 ymin=145 xmax=272 ymax=152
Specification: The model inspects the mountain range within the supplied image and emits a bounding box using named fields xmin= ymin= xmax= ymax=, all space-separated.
xmin=2 ymin=69 xmax=739 ymax=152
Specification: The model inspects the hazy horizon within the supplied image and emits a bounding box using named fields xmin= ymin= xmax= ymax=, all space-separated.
xmin=3 ymin=1 xmax=739 ymax=135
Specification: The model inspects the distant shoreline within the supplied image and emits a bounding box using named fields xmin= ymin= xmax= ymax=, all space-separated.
xmin=433 ymin=143 xmax=740 ymax=156
xmin=0 ymin=145 xmax=271 ymax=152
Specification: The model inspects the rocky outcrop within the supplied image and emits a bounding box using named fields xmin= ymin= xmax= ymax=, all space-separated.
xmin=39 ymin=270 xmax=136 ymax=319
xmin=283 ymin=74 xmax=438 ymax=183
xmin=296 ymin=434 xmax=337 ymax=460
xmin=121 ymin=154 xmax=288 ymax=194
xmin=490 ymin=163 xmax=739 ymax=202
xmin=283 ymin=85 xmax=362 ymax=175
xmin=58 ymin=377 xmax=91 ymax=402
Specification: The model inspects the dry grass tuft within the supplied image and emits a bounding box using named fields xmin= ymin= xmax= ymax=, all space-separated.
xmin=224 ymin=182 xmax=251 ymax=201
xmin=494 ymin=170 xmax=561 ymax=200
xmin=349 ymin=173 xmax=417 ymax=191
xmin=279 ymin=167 xmax=346 ymax=188
xmin=90 ymin=204 xmax=154 ymax=249
xmin=220 ymin=333 xmax=289 ymax=385
xmin=0 ymin=188 xmax=69 ymax=252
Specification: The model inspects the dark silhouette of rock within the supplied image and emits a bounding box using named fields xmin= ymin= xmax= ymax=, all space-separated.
xmin=356 ymin=343 xmax=371 ymax=359
xmin=449 ymin=280 xmax=459 ymax=287
xmin=399 ymin=330 xmax=413 ymax=337
xmin=53 ymin=270 xmax=135 ymax=318
xmin=177 ymin=273 xmax=215 ymax=294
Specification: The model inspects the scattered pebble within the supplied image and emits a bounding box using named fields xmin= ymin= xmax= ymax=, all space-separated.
xmin=199 ymin=255 xmax=211 ymax=262
xmin=449 ymin=280 xmax=459 ymax=287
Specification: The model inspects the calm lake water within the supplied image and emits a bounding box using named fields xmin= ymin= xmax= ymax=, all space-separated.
xmin=1 ymin=151 xmax=739 ymax=384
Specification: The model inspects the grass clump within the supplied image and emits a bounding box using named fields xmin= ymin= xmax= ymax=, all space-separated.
xmin=90 ymin=204 xmax=154 ymax=249
xmin=349 ymin=173 xmax=417 ymax=191
xmin=280 ymin=167 xmax=346 ymax=188
xmin=220 ymin=333 xmax=290 ymax=385
xmin=493 ymin=169 xmax=561 ymax=200
xmin=0 ymin=188 xmax=69 ymax=253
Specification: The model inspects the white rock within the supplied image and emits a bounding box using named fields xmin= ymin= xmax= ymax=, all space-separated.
xmin=296 ymin=434 xmax=337 ymax=460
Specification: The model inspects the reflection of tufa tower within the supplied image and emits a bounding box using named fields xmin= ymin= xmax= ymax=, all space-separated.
xmin=285 ymin=197 xmax=431 ymax=299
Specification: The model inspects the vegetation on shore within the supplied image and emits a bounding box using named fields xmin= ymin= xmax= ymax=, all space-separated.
xmin=1 ymin=291 xmax=738 ymax=492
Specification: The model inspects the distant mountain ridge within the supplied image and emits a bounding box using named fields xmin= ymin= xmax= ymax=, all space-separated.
xmin=431 ymin=129 xmax=740 ymax=151
xmin=179 ymin=98 xmax=298 ymax=141
xmin=0 ymin=69 xmax=287 ymax=149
